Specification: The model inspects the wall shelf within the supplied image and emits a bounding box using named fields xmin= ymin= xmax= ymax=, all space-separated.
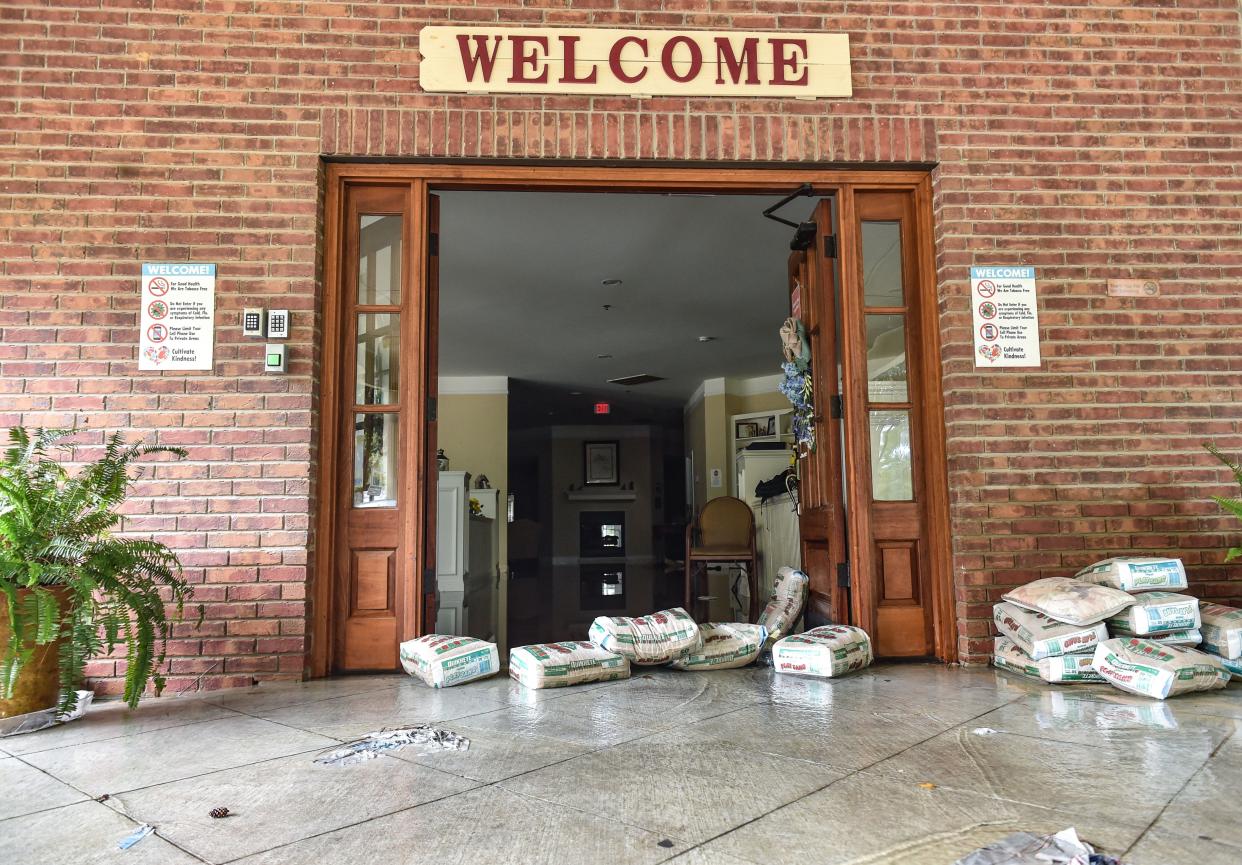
xmin=565 ymin=490 xmax=638 ymax=502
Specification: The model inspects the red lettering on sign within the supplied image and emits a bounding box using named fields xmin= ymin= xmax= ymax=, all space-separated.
xmin=558 ymin=35 xmax=598 ymax=84
xmin=660 ymin=35 xmax=703 ymax=83
xmin=714 ymin=37 xmax=759 ymax=85
xmin=609 ymin=36 xmax=648 ymax=84
xmin=771 ymin=38 xmax=809 ymax=86
xmin=508 ymin=35 xmax=550 ymax=84
xmin=456 ymin=34 xmax=502 ymax=82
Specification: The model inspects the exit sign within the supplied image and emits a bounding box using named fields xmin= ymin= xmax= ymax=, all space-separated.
xmin=594 ymin=402 xmax=611 ymax=415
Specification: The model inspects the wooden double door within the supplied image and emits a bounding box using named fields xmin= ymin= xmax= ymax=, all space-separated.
xmin=314 ymin=169 xmax=950 ymax=675
xmin=792 ymin=191 xmax=946 ymax=658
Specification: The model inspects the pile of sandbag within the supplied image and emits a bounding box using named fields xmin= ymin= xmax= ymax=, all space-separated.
xmin=993 ymin=556 xmax=1235 ymax=699
xmin=506 ymin=565 xmax=874 ymax=688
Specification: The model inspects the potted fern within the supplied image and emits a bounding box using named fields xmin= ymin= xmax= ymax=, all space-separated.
xmin=1206 ymin=443 xmax=1242 ymax=562
xmin=0 ymin=428 xmax=194 ymax=718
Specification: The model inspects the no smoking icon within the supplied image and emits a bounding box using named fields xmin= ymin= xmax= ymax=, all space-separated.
xmin=975 ymin=279 xmax=996 ymax=298
xmin=148 ymin=277 xmax=170 ymax=296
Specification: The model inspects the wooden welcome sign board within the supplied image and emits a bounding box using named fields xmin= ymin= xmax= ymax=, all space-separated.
xmin=418 ymin=27 xmax=852 ymax=98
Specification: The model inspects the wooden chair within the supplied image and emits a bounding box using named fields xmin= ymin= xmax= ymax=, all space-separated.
xmin=684 ymin=496 xmax=758 ymax=622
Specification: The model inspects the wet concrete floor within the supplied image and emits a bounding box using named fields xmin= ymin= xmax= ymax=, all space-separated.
xmin=2 ymin=662 xmax=1238 ymax=864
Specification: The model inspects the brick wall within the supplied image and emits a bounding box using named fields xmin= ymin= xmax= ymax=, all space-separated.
xmin=1 ymin=1 xmax=1238 ymax=685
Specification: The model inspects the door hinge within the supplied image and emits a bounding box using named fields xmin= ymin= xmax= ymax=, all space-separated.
xmin=837 ymin=561 xmax=851 ymax=589
xmin=823 ymin=234 xmax=838 ymax=259
xmin=427 ymin=396 xmax=437 ymax=422
xmin=829 ymin=394 xmax=844 ymax=419
xmin=428 ymin=232 xmax=439 ymax=256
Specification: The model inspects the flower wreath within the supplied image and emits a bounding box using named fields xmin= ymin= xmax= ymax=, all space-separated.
xmin=778 ymin=316 xmax=815 ymax=455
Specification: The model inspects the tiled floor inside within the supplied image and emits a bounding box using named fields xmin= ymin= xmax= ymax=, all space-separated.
xmin=2 ymin=663 xmax=1238 ymax=865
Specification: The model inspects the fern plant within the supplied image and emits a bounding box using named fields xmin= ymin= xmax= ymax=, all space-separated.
xmin=1206 ymin=443 xmax=1242 ymax=562
xmin=0 ymin=427 xmax=194 ymax=713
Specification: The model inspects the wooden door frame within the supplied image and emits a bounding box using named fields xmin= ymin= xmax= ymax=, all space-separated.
xmin=310 ymin=163 xmax=956 ymax=677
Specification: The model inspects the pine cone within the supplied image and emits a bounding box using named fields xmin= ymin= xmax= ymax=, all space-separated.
xmin=209 ymin=807 xmax=230 ymax=819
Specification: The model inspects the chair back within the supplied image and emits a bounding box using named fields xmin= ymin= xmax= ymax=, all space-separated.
xmin=695 ymin=496 xmax=753 ymax=549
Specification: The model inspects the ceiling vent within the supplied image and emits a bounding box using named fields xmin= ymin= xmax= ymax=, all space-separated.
xmin=607 ymin=374 xmax=666 ymax=387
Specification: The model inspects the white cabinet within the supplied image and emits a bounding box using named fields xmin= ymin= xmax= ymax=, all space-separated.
xmin=435 ymin=473 xmax=498 ymax=639
xmin=729 ymin=408 xmax=794 ymax=496
xmin=435 ymin=471 xmax=471 ymax=635
xmin=735 ymin=449 xmax=794 ymax=505
xmin=754 ymin=497 xmax=801 ymax=604
xmin=465 ymin=488 xmax=499 ymax=641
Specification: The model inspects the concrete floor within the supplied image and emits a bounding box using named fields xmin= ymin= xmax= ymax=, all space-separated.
xmin=1 ymin=663 xmax=1238 ymax=865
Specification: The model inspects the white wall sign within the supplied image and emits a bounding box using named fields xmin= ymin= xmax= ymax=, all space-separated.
xmin=139 ymin=263 xmax=216 ymax=371
xmin=970 ymin=266 xmax=1041 ymax=368
xmin=419 ymin=27 xmax=851 ymax=98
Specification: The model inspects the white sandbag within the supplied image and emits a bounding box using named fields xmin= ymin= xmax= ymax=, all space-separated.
xmin=772 ymin=625 xmax=872 ymax=678
xmin=509 ymin=641 xmax=630 ymax=689
xmin=399 ymin=635 xmax=500 ymax=688
xmin=1218 ymin=654 xmax=1242 ymax=677
xmin=1140 ymin=628 xmax=1202 ymax=647
xmin=992 ymin=601 xmax=1106 ymax=660
xmin=1092 ymin=637 xmax=1230 ymax=699
xmin=668 ymin=622 xmax=767 ymax=671
xmin=1199 ymin=602 xmax=1242 ymax=659
xmin=1001 ymin=577 xmax=1134 ymax=627
xmin=757 ymin=566 xmax=809 ymax=646
xmin=588 ymin=607 xmax=701 ymax=665
xmin=1106 ymin=591 xmax=1200 ymax=636
xmin=1074 ymin=556 xmax=1187 ymax=592
xmin=992 ymin=637 xmax=1104 ymax=684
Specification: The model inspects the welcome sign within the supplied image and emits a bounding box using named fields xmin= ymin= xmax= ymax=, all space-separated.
xmin=418 ymin=27 xmax=851 ymax=98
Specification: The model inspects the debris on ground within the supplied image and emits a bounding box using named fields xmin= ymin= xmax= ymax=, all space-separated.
xmin=399 ymin=635 xmax=500 ymax=688
xmin=668 ymin=622 xmax=767 ymax=671
xmin=588 ymin=607 xmax=702 ymax=665
xmin=117 ymin=823 xmax=155 ymax=850
xmin=772 ymin=625 xmax=873 ymax=678
xmin=0 ymin=690 xmax=94 ymax=738
xmin=209 ymin=807 xmax=231 ymax=819
xmin=509 ymin=641 xmax=630 ymax=689
xmin=314 ymin=725 xmax=469 ymax=767
xmin=657 ymin=839 xmax=675 ymax=848
xmin=953 ymin=827 xmax=1127 ymax=865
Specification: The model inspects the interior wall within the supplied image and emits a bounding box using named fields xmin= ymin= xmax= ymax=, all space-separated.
xmin=437 ymin=389 xmax=509 ymax=578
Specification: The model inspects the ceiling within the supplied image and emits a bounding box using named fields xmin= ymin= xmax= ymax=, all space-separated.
xmin=437 ymin=190 xmax=806 ymax=414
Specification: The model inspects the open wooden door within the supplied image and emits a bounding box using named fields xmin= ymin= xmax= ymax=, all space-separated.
xmin=839 ymin=189 xmax=936 ymax=657
xmin=421 ymin=194 xmax=440 ymax=637
xmin=332 ymin=184 xmax=416 ymax=671
xmin=789 ymin=199 xmax=849 ymax=628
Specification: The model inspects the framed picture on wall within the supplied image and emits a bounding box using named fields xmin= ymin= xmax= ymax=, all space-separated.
xmin=584 ymin=441 xmax=620 ymax=486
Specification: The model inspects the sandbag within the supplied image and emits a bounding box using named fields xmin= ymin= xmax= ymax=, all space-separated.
xmin=1092 ymin=637 xmax=1230 ymax=699
xmin=399 ymin=635 xmax=500 ymax=688
xmin=1106 ymin=591 xmax=1200 ymax=636
xmin=588 ymin=607 xmax=701 ymax=665
xmin=509 ymin=641 xmax=630 ymax=689
xmin=1218 ymin=655 xmax=1242 ymax=677
xmin=1139 ymin=628 xmax=1202 ymax=647
xmin=992 ymin=637 xmax=1103 ymax=684
xmin=772 ymin=625 xmax=872 ymax=678
xmin=992 ymin=601 xmax=1106 ymax=660
xmin=1074 ymin=556 xmax=1187 ymax=593
xmin=668 ymin=622 xmax=767 ymax=671
xmin=1001 ymin=577 xmax=1134 ymax=627
xmin=1199 ymin=602 xmax=1242 ymax=659
xmin=758 ymin=566 xmax=809 ymax=646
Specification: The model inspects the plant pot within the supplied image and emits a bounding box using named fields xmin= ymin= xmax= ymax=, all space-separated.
xmin=0 ymin=588 xmax=66 ymax=719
